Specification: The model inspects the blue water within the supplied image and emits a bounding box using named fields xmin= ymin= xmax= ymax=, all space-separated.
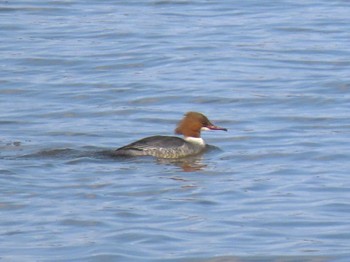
xmin=1 ymin=0 xmax=350 ymax=261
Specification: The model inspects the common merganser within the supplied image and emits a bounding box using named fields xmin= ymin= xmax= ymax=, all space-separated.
xmin=114 ymin=112 xmax=227 ymax=159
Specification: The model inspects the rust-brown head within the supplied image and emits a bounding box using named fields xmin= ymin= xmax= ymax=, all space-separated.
xmin=175 ymin=112 xmax=227 ymax=138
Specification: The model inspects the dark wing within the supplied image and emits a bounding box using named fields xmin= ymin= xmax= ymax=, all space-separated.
xmin=115 ymin=136 xmax=186 ymax=152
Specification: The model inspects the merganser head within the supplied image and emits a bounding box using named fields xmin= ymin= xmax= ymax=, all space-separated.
xmin=175 ymin=112 xmax=227 ymax=138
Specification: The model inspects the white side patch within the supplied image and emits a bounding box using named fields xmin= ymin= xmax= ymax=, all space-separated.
xmin=184 ymin=137 xmax=206 ymax=147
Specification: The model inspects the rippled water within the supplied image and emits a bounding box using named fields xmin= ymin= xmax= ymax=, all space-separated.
xmin=1 ymin=0 xmax=350 ymax=261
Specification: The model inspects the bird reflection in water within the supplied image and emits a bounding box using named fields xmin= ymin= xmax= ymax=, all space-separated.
xmin=156 ymin=152 xmax=207 ymax=172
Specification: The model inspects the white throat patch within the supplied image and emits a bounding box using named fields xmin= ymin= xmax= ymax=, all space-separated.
xmin=184 ymin=137 xmax=206 ymax=147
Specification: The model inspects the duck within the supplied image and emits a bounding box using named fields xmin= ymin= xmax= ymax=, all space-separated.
xmin=114 ymin=112 xmax=227 ymax=158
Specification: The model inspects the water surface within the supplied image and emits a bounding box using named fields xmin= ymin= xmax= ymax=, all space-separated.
xmin=1 ymin=0 xmax=350 ymax=261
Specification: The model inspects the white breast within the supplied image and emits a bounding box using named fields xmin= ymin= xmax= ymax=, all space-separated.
xmin=184 ymin=137 xmax=206 ymax=148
